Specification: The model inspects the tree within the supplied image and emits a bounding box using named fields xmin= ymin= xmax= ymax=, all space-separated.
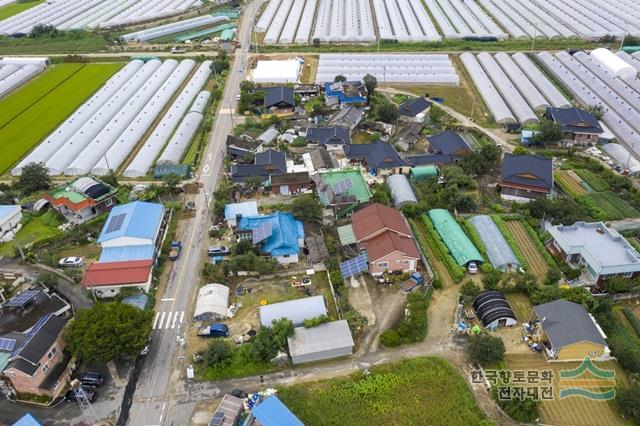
xmin=429 ymin=106 xmax=445 ymax=123
xmin=467 ymin=333 xmax=506 ymax=366
xmin=65 ymin=302 xmax=153 ymax=363
xmin=461 ymin=280 xmax=481 ymax=298
xmin=101 ymin=172 xmax=119 ymax=188
xmin=205 ymin=340 xmax=233 ymax=367
xmin=363 ymin=73 xmax=377 ymax=99
xmin=532 ymin=120 xmax=563 ymax=146
xmin=249 ymin=318 xmax=293 ymax=363
xmin=461 ymin=144 xmax=501 ymax=176
xmin=16 ymin=163 xmax=51 ymax=195
xmin=162 ymin=173 xmax=182 ymax=192
xmin=290 ymin=195 xmax=322 ymax=222
xmin=544 ymin=268 xmax=562 ymax=286
xmin=211 ymin=49 xmax=229 ymax=75
xmin=244 ymin=176 xmax=264 ymax=192
xmin=38 ymin=272 xmax=59 ymax=289
xmin=377 ymin=101 xmax=398 ymax=124
xmin=29 ymin=23 xmax=58 ymax=38
xmin=481 ymin=268 xmax=503 ymax=290
xmin=239 ymin=80 xmax=255 ymax=92
xmin=334 ymin=74 xmax=347 ymax=83
xmin=370 ymin=184 xmax=391 ymax=205
xmin=616 ymin=384 xmax=640 ymax=424
xmin=588 ymin=104 xmax=604 ymax=120
xmin=233 ymin=239 xmax=256 ymax=255
xmin=495 ymin=390 xmax=540 ymax=423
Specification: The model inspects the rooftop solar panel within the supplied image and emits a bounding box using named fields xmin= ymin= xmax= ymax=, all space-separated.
xmin=332 ymin=178 xmax=352 ymax=194
xmin=105 ymin=213 xmax=127 ymax=234
xmin=12 ymin=313 xmax=52 ymax=357
xmin=3 ymin=289 xmax=40 ymax=308
xmin=252 ymin=221 xmax=273 ymax=245
xmin=0 ymin=338 xmax=16 ymax=352
xmin=339 ymin=255 xmax=368 ymax=278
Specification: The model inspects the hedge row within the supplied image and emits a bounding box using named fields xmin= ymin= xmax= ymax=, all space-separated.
xmin=420 ymin=215 xmax=465 ymax=283
xmin=490 ymin=215 xmax=528 ymax=270
xmin=462 ymin=219 xmax=493 ymax=272
xmin=623 ymin=308 xmax=640 ymax=338
xmin=519 ymin=219 xmax=558 ymax=268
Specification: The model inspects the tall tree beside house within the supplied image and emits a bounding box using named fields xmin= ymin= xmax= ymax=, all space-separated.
xmin=16 ymin=163 xmax=51 ymax=195
xmin=290 ymin=194 xmax=322 ymax=222
xmin=532 ymin=120 xmax=563 ymax=146
xmin=467 ymin=333 xmax=505 ymax=366
xmin=65 ymin=302 xmax=153 ymax=363
xmin=377 ymin=101 xmax=398 ymax=124
xmin=363 ymin=73 xmax=377 ymax=99
xmin=334 ymin=74 xmax=346 ymax=83
xmin=588 ymin=104 xmax=604 ymax=120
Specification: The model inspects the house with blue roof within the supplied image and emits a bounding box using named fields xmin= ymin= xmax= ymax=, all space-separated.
xmin=237 ymin=212 xmax=304 ymax=264
xmin=250 ymin=396 xmax=303 ymax=426
xmin=97 ymin=201 xmax=166 ymax=250
xmin=324 ymin=81 xmax=367 ymax=107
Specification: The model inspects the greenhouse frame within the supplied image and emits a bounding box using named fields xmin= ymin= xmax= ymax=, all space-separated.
xmin=386 ymin=174 xmax=417 ymax=208
xmin=472 ymin=290 xmax=517 ymax=329
xmin=428 ymin=209 xmax=483 ymax=266
xmin=469 ymin=215 xmax=521 ymax=271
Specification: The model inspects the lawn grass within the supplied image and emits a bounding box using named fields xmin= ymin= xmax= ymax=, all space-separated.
xmin=0 ymin=32 xmax=109 ymax=54
xmin=0 ymin=63 xmax=84 ymax=128
xmin=0 ymin=0 xmax=43 ymax=20
xmin=505 ymin=292 xmax=532 ymax=322
xmin=278 ymin=357 xmax=485 ymax=426
xmin=0 ymin=62 xmax=122 ymax=175
xmin=0 ymin=211 xmax=62 ymax=256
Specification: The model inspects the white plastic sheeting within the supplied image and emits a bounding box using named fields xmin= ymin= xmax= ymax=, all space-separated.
xmin=511 ymin=53 xmax=571 ymax=108
xmin=255 ymin=0 xmax=282 ymax=32
xmin=0 ymin=64 xmax=42 ymax=98
xmin=591 ymin=48 xmax=637 ymax=78
xmin=602 ymin=143 xmax=640 ymax=175
xmin=493 ymin=52 xmax=549 ymax=112
xmin=189 ymin=90 xmax=210 ymax=113
xmin=253 ymin=59 xmax=302 ymax=83
xmin=617 ymin=51 xmax=640 ymax=72
xmin=121 ymin=15 xmax=227 ymax=42
xmin=123 ymin=61 xmax=211 ymax=178
xmin=91 ymin=59 xmax=195 ymax=176
xmin=469 ymin=215 xmax=521 ymax=271
xmin=477 ymin=53 xmax=538 ymax=124
xmin=43 ymin=59 xmax=162 ymax=175
xmin=156 ymin=111 xmax=204 ymax=165
xmin=0 ymin=0 xmax=202 ymax=34
xmin=372 ymin=0 xmax=440 ymax=42
xmin=0 ymin=0 xmax=16 ymax=7
xmin=386 ymin=174 xmax=417 ymax=208
xmin=294 ymin=0 xmax=317 ymax=43
xmin=537 ymin=51 xmax=640 ymax=157
xmin=460 ymin=53 xmax=515 ymax=124
xmin=315 ymin=53 xmax=459 ymax=85
xmin=311 ymin=0 xmax=376 ymax=43
xmin=12 ymin=60 xmax=145 ymax=176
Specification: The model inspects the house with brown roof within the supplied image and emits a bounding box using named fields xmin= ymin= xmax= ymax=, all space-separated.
xmin=351 ymin=203 xmax=420 ymax=276
xmin=43 ymin=177 xmax=117 ymax=224
xmin=81 ymin=259 xmax=154 ymax=299
xmin=270 ymin=172 xmax=312 ymax=195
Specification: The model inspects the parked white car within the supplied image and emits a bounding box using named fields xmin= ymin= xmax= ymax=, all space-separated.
xmin=467 ymin=262 xmax=478 ymax=274
xmin=59 ymin=257 xmax=83 ymax=267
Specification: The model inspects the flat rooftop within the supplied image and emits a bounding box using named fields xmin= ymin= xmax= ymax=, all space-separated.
xmin=319 ymin=169 xmax=371 ymax=203
xmin=550 ymin=222 xmax=640 ymax=267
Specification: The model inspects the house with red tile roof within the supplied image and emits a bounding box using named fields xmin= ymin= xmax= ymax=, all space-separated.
xmin=351 ymin=203 xmax=420 ymax=276
xmin=81 ymin=259 xmax=153 ymax=299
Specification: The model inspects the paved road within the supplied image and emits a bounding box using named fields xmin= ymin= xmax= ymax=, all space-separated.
xmin=126 ymin=2 xmax=263 ymax=425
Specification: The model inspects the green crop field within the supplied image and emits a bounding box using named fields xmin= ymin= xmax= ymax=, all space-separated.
xmin=278 ymin=357 xmax=485 ymax=426
xmin=577 ymin=191 xmax=639 ymax=220
xmin=0 ymin=63 xmax=122 ymax=175
xmin=0 ymin=0 xmax=43 ymax=20
xmin=0 ymin=63 xmax=85 ymax=128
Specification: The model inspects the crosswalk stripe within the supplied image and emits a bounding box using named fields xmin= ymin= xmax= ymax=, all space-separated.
xmin=171 ymin=311 xmax=179 ymax=329
xmin=179 ymin=311 xmax=185 ymax=325
xmin=165 ymin=311 xmax=174 ymax=329
xmin=157 ymin=312 xmax=166 ymax=330
xmin=152 ymin=312 xmax=160 ymax=329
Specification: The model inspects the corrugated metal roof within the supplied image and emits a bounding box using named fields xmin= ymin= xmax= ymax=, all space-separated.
xmin=337 ymin=224 xmax=356 ymax=246
xmin=224 ymin=201 xmax=258 ymax=221
xmin=99 ymin=245 xmax=155 ymax=262
xmin=250 ymin=396 xmax=303 ymax=426
xmin=82 ymin=260 xmax=153 ymax=287
xmin=259 ymin=296 xmax=326 ymax=327
xmin=288 ymin=320 xmax=354 ymax=357
xmin=98 ymin=201 xmax=164 ymax=244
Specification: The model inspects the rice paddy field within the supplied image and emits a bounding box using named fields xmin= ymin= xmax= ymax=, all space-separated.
xmin=0 ymin=62 xmax=122 ymax=175
xmin=0 ymin=0 xmax=43 ymax=21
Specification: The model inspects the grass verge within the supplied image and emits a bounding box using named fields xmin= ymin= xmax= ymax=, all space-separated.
xmin=0 ymin=0 xmax=44 ymax=20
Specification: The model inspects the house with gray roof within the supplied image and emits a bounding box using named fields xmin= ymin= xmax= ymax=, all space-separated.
xmin=345 ymin=141 xmax=412 ymax=176
xmin=500 ymin=154 xmax=553 ymax=202
xmin=263 ymin=86 xmax=295 ymax=113
xmin=288 ymin=320 xmax=354 ymax=364
xmin=544 ymin=107 xmax=603 ymax=145
xmin=547 ymin=221 xmax=640 ymax=286
xmin=532 ymin=300 xmax=609 ymax=361
xmin=306 ymin=126 xmax=351 ymax=150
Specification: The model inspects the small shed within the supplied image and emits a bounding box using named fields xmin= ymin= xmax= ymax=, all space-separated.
xmin=257 ymin=128 xmax=280 ymax=145
xmin=210 ymin=394 xmax=244 ymax=426
xmin=193 ymin=284 xmax=230 ymax=321
xmin=386 ymin=174 xmax=417 ymax=208
xmin=472 ymin=290 xmax=517 ymax=329
xmin=288 ymin=320 xmax=354 ymax=364
xmin=305 ymin=235 xmax=329 ymax=263
xmin=259 ymin=295 xmax=327 ymax=327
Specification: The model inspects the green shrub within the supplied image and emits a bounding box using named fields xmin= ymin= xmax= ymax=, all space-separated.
xmin=379 ymin=329 xmax=401 ymax=347
xmin=623 ymin=308 xmax=640 ymax=338
xmin=303 ymin=314 xmax=330 ymax=328
xmin=380 ymin=292 xmax=430 ymax=347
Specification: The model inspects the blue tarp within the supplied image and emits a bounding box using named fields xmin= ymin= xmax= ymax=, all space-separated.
xmin=237 ymin=212 xmax=303 ymax=256
xmin=98 ymin=201 xmax=164 ymax=244
xmin=251 ymin=396 xmax=303 ymax=426
xmin=324 ymin=82 xmax=366 ymax=104
xmin=99 ymin=244 xmax=156 ymax=262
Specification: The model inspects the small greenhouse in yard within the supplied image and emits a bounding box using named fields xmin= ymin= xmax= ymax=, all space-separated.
xmin=472 ymin=290 xmax=517 ymax=329
xmin=428 ymin=209 xmax=483 ymax=266
xmin=386 ymin=174 xmax=417 ymax=208
xmin=193 ymin=283 xmax=229 ymax=321
xmin=469 ymin=215 xmax=521 ymax=271
xmin=410 ymin=165 xmax=438 ymax=180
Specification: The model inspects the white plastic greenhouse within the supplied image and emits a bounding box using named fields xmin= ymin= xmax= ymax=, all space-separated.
xmin=121 ymin=16 xmax=228 ymax=42
xmin=511 ymin=53 xmax=571 ymax=108
xmin=590 ymin=48 xmax=637 ymax=78
xmin=469 ymin=215 xmax=521 ymax=271
xmin=156 ymin=111 xmax=204 ymax=166
xmin=12 ymin=59 xmax=144 ymax=175
xmin=494 ymin=52 xmax=549 ymax=112
xmin=459 ymin=52 xmax=515 ymax=124
xmin=386 ymin=174 xmax=417 ymax=208
xmin=123 ymin=61 xmax=212 ymax=178
xmin=601 ymin=143 xmax=640 ymax=176
xmin=0 ymin=64 xmax=43 ymax=98
xmin=617 ymin=51 xmax=640 ymax=72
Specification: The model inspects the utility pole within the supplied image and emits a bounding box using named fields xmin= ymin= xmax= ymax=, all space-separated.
xmin=531 ymin=25 xmax=537 ymax=52
xmin=619 ymin=34 xmax=626 ymax=52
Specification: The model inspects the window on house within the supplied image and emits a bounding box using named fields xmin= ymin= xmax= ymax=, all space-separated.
xmin=622 ymin=272 xmax=633 ymax=278
xmin=105 ymin=199 xmax=113 ymax=207
xmin=43 ymin=364 xmax=49 ymax=373
xmin=395 ymin=260 xmax=400 ymax=264
xmin=377 ymin=262 xmax=388 ymax=268
xmin=48 ymin=347 xmax=57 ymax=359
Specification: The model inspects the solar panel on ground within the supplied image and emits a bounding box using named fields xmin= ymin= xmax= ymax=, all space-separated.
xmin=3 ymin=289 xmax=39 ymax=308
xmin=339 ymin=255 xmax=368 ymax=278
xmin=332 ymin=178 xmax=352 ymax=194
xmin=0 ymin=338 xmax=16 ymax=352
xmin=252 ymin=221 xmax=273 ymax=245
xmin=105 ymin=213 xmax=127 ymax=233
xmin=209 ymin=412 xmax=225 ymax=426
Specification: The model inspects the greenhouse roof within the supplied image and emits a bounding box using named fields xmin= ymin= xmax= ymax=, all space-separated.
xmin=337 ymin=224 xmax=356 ymax=246
xmin=386 ymin=174 xmax=417 ymax=208
xmin=428 ymin=209 xmax=483 ymax=266
xmin=469 ymin=215 xmax=520 ymax=271
xmin=318 ymin=169 xmax=371 ymax=204
xmin=410 ymin=165 xmax=438 ymax=179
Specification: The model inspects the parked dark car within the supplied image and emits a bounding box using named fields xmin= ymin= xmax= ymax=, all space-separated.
xmin=65 ymin=388 xmax=97 ymax=402
xmin=79 ymin=372 xmax=105 ymax=387
xmin=231 ymin=389 xmax=248 ymax=399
